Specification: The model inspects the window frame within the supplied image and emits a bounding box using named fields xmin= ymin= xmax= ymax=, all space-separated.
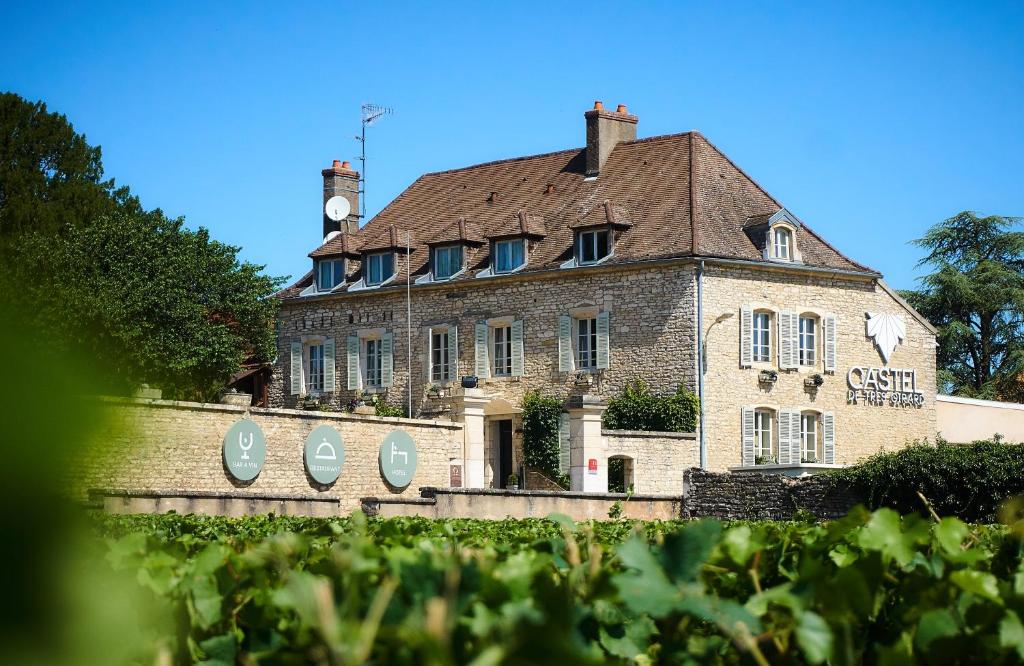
xmin=432 ymin=244 xmax=463 ymax=280
xmin=754 ymin=409 xmax=775 ymax=462
xmin=800 ymin=411 xmax=821 ymax=463
xmin=772 ymin=227 xmax=793 ymax=261
xmin=576 ymin=317 xmax=599 ymax=369
xmin=493 ymin=238 xmax=526 ymax=274
xmin=364 ymin=338 xmax=383 ymax=388
xmin=577 ymin=229 xmax=610 ymax=265
xmin=491 ymin=325 xmax=513 ymax=377
xmin=316 ymin=259 xmax=345 ymax=292
xmin=307 ymin=343 xmax=325 ymax=393
xmin=752 ymin=311 xmax=772 ymax=363
xmin=799 ymin=315 xmax=818 ymax=367
xmin=364 ymin=252 xmax=394 ymax=286
xmin=430 ymin=329 xmax=451 ymax=383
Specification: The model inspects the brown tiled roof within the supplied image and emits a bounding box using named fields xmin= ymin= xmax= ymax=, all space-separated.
xmin=569 ymin=199 xmax=633 ymax=230
xmin=280 ymin=131 xmax=874 ymax=298
xmin=486 ymin=210 xmax=547 ymax=239
xmin=308 ymin=232 xmax=360 ymax=259
xmin=359 ymin=224 xmax=415 ymax=253
xmin=428 ymin=217 xmax=486 ymax=246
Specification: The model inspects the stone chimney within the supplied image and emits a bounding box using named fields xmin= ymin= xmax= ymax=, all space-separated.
xmin=584 ymin=101 xmax=638 ymax=176
xmin=321 ymin=160 xmax=360 ymax=238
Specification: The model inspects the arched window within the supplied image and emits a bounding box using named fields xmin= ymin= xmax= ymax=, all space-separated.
xmin=773 ymin=227 xmax=793 ymax=261
xmin=800 ymin=411 xmax=822 ymax=463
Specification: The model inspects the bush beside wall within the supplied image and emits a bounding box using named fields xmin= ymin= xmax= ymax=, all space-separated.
xmin=829 ymin=440 xmax=1024 ymax=523
xmin=602 ymin=380 xmax=699 ymax=433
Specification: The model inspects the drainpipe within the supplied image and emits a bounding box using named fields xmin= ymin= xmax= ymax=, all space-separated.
xmin=697 ymin=260 xmax=707 ymax=469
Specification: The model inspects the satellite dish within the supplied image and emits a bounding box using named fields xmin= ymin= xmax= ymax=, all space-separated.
xmin=323 ymin=230 xmax=341 ymax=243
xmin=325 ymin=196 xmax=351 ymax=222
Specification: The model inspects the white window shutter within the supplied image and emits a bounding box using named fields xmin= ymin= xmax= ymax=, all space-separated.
xmin=557 ymin=315 xmax=573 ymax=372
xmin=778 ymin=409 xmax=793 ymax=464
xmin=323 ymin=338 xmax=336 ymax=392
xmin=823 ymin=412 xmax=836 ymax=464
xmin=346 ymin=335 xmax=359 ymax=390
xmin=511 ymin=319 xmax=525 ymax=376
xmin=596 ymin=311 xmax=610 ymax=369
xmin=448 ymin=324 xmax=459 ymax=380
xmin=381 ymin=332 xmax=394 ymax=387
xmin=558 ymin=412 xmax=570 ymax=473
xmin=424 ymin=328 xmax=434 ymax=381
xmin=740 ymin=306 xmax=753 ymax=367
xmin=791 ymin=411 xmax=802 ymax=463
xmin=779 ymin=311 xmax=797 ymax=369
xmin=474 ymin=323 xmax=490 ymax=379
xmin=823 ymin=314 xmax=838 ymax=372
xmin=741 ymin=407 xmax=755 ymax=466
xmin=290 ymin=341 xmax=302 ymax=395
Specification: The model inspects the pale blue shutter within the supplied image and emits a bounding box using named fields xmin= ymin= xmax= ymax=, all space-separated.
xmin=323 ymin=338 xmax=336 ymax=392
xmin=346 ymin=336 xmax=359 ymax=390
xmin=823 ymin=412 xmax=835 ymax=464
xmin=791 ymin=411 xmax=802 ymax=463
xmin=511 ymin=320 xmax=525 ymax=376
xmin=474 ymin=323 xmax=490 ymax=379
xmin=558 ymin=412 xmax=570 ymax=473
xmin=381 ymin=332 xmax=394 ymax=387
xmin=741 ymin=407 xmax=755 ymax=466
xmin=424 ymin=328 xmax=434 ymax=381
xmin=779 ymin=311 xmax=797 ymax=369
xmin=740 ymin=306 xmax=753 ymax=368
xmin=290 ymin=341 xmax=302 ymax=395
xmin=557 ymin=315 xmax=572 ymax=372
xmin=823 ymin=314 xmax=838 ymax=372
xmin=596 ymin=311 xmax=610 ymax=369
xmin=447 ymin=324 xmax=459 ymax=380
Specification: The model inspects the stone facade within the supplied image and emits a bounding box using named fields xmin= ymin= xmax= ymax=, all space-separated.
xmin=700 ymin=264 xmax=937 ymax=472
xmin=603 ymin=429 xmax=698 ymax=494
xmin=77 ymin=397 xmax=462 ymax=513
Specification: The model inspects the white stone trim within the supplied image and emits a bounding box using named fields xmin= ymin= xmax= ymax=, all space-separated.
xmin=937 ymin=394 xmax=1024 ymax=411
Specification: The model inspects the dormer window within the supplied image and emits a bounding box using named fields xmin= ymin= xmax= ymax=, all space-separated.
xmin=317 ymin=259 xmax=345 ymax=291
xmin=773 ymin=228 xmax=793 ymax=261
xmin=494 ymin=239 xmax=525 ymax=273
xmin=365 ymin=252 xmax=394 ymax=286
xmin=433 ymin=245 xmax=463 ymax=280
xmin=578 ymin=229 xmax=610 ymax=264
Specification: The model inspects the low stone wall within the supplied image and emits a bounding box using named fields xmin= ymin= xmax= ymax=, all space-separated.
xmin=79 ymin=397 xmax=463 ymax=514
xmin=602 ymin=429 xmax=698 ymax=495
xmin=363 ymin=487 xmax=683 ymax=521
xmin=682 ymin=468 xmax=862 ymax=520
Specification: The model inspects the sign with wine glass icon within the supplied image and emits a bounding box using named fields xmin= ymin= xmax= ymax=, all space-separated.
xmin=379 ymin=429 xmax=417 ymax=488
xmin=223 ymin=419 xmax=267 ymax=481
xmin=304 ymin=424 xmax=345 ymax=484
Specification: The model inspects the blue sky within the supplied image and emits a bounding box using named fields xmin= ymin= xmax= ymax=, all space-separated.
xmin=2 ymin=1 xmax=1021 ymax=289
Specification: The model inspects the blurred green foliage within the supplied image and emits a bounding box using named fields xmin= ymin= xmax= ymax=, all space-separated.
xmin=88 ymin=510 xmax=1024 ymax=664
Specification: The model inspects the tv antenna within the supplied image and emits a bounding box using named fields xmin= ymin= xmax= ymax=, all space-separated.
xmin=355 ymin=103 xmax=392 ymax=220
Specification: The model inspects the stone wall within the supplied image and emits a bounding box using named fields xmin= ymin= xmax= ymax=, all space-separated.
xmin=603 ymin=429 xmax=698 ymax=494
xmin=78 ymin=397 xmax=463 ymax=513
xmin=700 ymin=265 xmax=937 ymax=472
xmin=272 ymin=262 xmax=697 ymax=414
xmin=682 ymin=468 xmax=862 ymax=520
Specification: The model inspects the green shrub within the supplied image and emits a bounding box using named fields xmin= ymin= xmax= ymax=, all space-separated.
xmin=602 ymin=380 xmax=699 ymax=432
xmin=830 ymin=439 xmax=1024 ymax=522
xmin=521 ymin=391 xmax=565 ymax=486
xmin=372 ymin=395 xmax=404 ymax=418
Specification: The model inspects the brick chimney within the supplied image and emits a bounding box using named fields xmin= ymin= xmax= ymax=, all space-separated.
xmin=321 ymin=160 xmax=360 ymax=237
xmin=584 ymin=101 xmax=638 ymax=176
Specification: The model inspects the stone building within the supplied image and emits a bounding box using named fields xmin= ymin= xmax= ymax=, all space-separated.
xmin=272 ymin=101 xmax=937 ymax=493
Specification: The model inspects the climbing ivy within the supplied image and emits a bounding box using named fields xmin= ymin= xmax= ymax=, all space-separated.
xmin=603 ymin=380 xmax=699 ymax=432
xmin=521 ymin=391 xmax=565 ymax=485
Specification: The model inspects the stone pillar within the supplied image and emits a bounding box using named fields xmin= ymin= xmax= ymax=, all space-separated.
xmin=568 ymin=395 xmax=608 ymax=492
xmin=450 ymin=388 xmax=490 ymax=488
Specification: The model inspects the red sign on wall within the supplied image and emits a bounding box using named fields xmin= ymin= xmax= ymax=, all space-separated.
xmin=587 ymin=458 xmax=598 ymax=474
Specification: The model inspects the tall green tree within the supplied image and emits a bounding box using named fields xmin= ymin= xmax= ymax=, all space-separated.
xmin=1 ymin=93 xmax=284 ymax=399
xmin=0 ymin=92 xmax=140 ymax=236
xmin=902 ymin=211 xmax=1024 ymax=401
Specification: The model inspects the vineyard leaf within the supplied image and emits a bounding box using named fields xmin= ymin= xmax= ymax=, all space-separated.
xmin=546 ymin=513 xmax=576 ymax=533
xmin=858 ymin=509 xmax=914 ymax=566
xmin=467 ymin=645 xmax=505 ymax=666
xmin=721 ymin=525 xmax=756 ymax=566
xmin=106 ymin=532 xmax=147 ymax=568
xmin=999 ymin=610 xmax=1024 ymax=659
xmin=190 ymin=574 xmax=223 ymax=630
xmin=614 ymin=537 xmax=677 ymax=617
xmin=934 ymin=518 xmax=969 ymax=556
xmin=915 ymin=608 xmax=959 ymax=651
xmin=196 ymin=633 xmax=236 ymax=666
xmin=662 ymin=520 xmax=722 ymax=582
xmin=829 ymin=544 xmax=858 ymax=568
xmin=877 ymin=631 xmax=914 ymax=666
xmin=677 ymin=588 xmax=763 ymax=639
xmin=951 ymin=570 xmax=1003 ymax=605
xmin=795 ymin=611 xmax=833 ymax=664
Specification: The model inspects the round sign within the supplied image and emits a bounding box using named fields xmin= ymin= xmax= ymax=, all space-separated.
xmin=304 ymin=424 xmax=345 ymax=485
xmin=379 ymin=430 xmax=417 ymax=488
xmin=324 ymin=195 xmax=351 ymax=222
xmin=223 ymin=419 xmax=266 ymax=481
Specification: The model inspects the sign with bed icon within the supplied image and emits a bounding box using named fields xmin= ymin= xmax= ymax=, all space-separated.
xmin=379 ymin=429 xmax=417 ymax=488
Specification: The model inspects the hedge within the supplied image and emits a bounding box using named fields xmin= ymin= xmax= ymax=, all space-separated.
xmin=602 ymin=380 xmax=699 ymax=433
